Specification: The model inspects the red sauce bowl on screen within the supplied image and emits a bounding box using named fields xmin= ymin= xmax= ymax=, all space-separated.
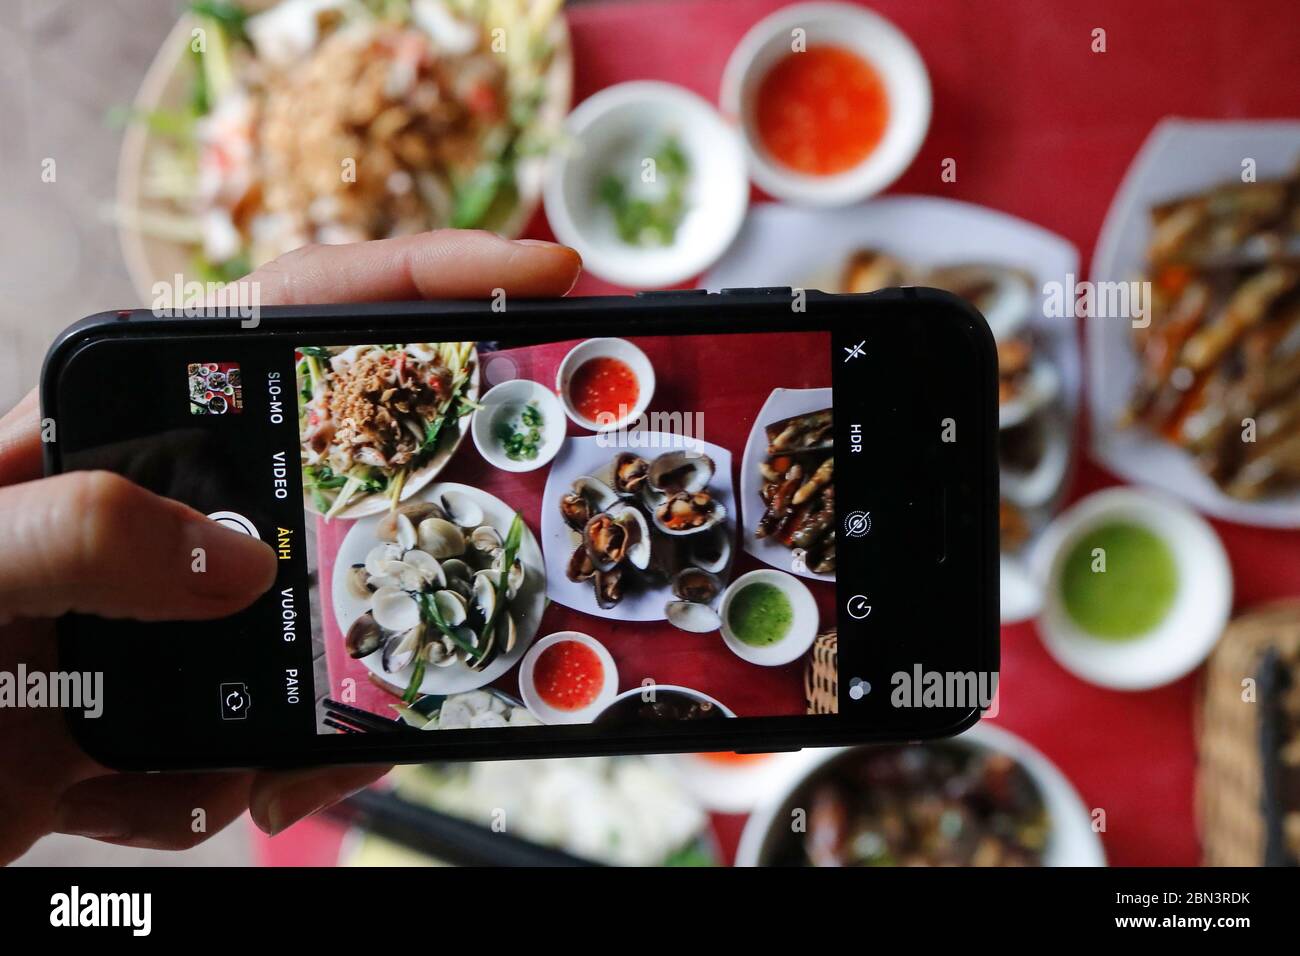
xmin=556 ymin=337 xmax=655 ymax=433
xmin=519 ymin=631 xmax=620 ymax=725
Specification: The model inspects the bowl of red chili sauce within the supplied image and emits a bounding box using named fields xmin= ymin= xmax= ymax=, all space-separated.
xmin=519 ymin=631 xmax=620 ymax=724
xmin=720 ymin=2 xmax=931 ymax=206
xmin=555 ymin=336 xmax=656 ymax=433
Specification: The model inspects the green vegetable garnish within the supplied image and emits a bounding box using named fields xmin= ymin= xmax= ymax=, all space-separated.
xmin=598 ymin=137 xmax=691 ymax=247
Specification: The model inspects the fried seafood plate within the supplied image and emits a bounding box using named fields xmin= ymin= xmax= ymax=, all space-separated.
xmin=1124 ymin=161 xmax=1300 ymax=499
xmin=756 ymin=408 xmax=836 ymax=575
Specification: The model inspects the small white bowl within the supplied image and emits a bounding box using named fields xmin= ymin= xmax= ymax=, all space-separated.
xmin=1031 ymin=487 xmax=1233 ymax=690
xmin=720 ymin=2 xmax=931 ymax=206
xmin=543 ymin=80 xmax=749 ymax=288
xmin=719 ymin=569 xmax=819 ymax=666
xmin=597 ymin=684 xmax=737 ymax=723
xmin=471 ymin=379 xmax=566 ymax=473
xmin=518 ymin=631 xmax=619 ymax=725
xmin=555 ymin=337 xmax=655 ymax=432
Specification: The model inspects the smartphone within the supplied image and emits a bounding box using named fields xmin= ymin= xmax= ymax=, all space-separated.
xmin=41 ymin=288 xmax=998 ymax=771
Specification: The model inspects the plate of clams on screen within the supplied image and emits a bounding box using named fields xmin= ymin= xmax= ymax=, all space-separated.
xmin=706 ymin=197 xmax=1083 ymax=620
xmin=541 ymin=434 xmax=737 ymax=630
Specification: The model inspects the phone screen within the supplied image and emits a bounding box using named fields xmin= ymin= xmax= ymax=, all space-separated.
xmin=50 ymin=294 xmax=996 ymax=768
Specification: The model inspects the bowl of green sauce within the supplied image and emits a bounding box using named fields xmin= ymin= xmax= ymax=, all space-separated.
xmin=719 ymin=569 xmax=819 ymax=666
xmin=1033 ymin=488 xmax=1232 ymax=690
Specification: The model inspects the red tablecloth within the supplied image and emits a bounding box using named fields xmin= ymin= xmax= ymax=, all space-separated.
xmin=321 ymin=333 xmax=833 ymax=721
xmin=257 ymin=0 xmax=1300 ymax=868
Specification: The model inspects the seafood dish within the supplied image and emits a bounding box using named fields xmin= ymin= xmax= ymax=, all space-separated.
xmin=760 ymin=744 xmax=1048 ymax=866
xmin=754 ymin=408 xmax=836 ymax=575
xmin=123 ymin=0 xmax=568 ymax=282
xmin=297 ymin=342 xmax=478 ymax=517
xmin=594 ymin=686 xmax=733 ymax=726
xmin=1121 ymin=161 xmax=1300 ymax=500
xmin=341 ymin=490 xmax=530 ymax=701
xmin=549 ymin=443 xmax=735 ymax=629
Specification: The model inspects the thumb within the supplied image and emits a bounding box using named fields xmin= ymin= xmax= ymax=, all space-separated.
xmin=0 ymin=471 xmax=277 ymax=623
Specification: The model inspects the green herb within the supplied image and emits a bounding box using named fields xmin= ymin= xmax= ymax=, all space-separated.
xmin=495 ymin=402 xmax=544 ymax=461
xmin=417 ymin=592 xmax=484 ymax=661
xmin=597 ymin=136 xmax=691 ymax=247
xmin=298 ymin=346 xmax=333 ymax=359
xmin=401 ymin=657 xmax=425 ymax=705
xmin=479 ymin=513 xmax=524 ymax=651
xmin=452 ymin=160 xmax=510 ymax=229
xmin=189 ymin=1 xmax=250 ymax=42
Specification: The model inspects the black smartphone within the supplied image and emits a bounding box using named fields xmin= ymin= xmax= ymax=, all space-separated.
xmin=41 ymin=288 xmax=998 ymax=771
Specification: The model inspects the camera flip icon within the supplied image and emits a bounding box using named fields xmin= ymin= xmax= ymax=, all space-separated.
xmin=220 ymin=682 xmax=252 ymax=721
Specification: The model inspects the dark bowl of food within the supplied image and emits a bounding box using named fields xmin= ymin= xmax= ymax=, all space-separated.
xmin=736 ymin=724 xmax=1105 ymax=866
xmin=593 ymin=685 xmax=735 ymax=728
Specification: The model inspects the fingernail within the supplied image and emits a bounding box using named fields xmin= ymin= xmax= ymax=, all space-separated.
xmin=184 ymin=518 xmax=278 ymax=599
xmin=513 ymin=238 xmax=564 ymax=248
xmin=57 ymin=802 xmax=131 ymax=841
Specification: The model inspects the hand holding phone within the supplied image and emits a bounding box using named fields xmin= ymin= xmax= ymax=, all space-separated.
xmin=0 ymin=231 xmax=581 ymax=861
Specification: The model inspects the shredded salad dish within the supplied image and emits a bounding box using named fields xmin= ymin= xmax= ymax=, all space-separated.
xmin=297 ymin=342 xmax=479 ymax=517
xmin=123 ymin=0 xmax=568 ymax=284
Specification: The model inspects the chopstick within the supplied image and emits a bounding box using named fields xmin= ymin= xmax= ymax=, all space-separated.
xmin=326 ymin=788 xmax=603 ymax=867
xmin=323 ymin=697 xmax=401 ymax=734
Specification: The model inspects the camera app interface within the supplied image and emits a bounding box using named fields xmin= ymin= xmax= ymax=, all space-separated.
xmin=293 ymin=331 xmax=839 ymax=733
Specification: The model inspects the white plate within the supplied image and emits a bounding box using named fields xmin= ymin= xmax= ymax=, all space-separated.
xmin=1089 ymin=118 xmax=1300 ymax=527
xmin=657 ymin=750 xmax=824 ymax=814
xmin=541 ymin=434 xmax=736 ymax=621
xmin=330 ymin=482 xmax=546 ymax=696
xmin=735 ymin=722 xmax=1106 ymax=867
xmin=739 ymin=388 xmax=835 ymax=581
xmin=517 ymin=631 xmax=619 ymax=725
xmin=707 ymin=196 xmax=1081 ymax=620
xmin=305 ymin=347 xmax=481 ymax=520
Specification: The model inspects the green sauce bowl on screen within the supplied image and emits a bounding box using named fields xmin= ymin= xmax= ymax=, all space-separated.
xmin=1033 ymin=488 xmax=1232 ymax=690
xmin=720 ymin=569 xmax=819 ymax=666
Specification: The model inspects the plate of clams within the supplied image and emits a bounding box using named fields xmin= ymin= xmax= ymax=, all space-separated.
xmin=332 ymin=483 xmax=547 ymax=696
xmin=541 ymin=434 xmax=737 ymax=628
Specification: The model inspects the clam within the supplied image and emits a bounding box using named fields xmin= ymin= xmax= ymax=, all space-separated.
xmin=491 ymin=550 xmax=526 ymax=598
xmin=401 ymin=549 xmax=445 ymax=588
xmin=440 ymin=490 xmax=485 ymax=529
xmin=381 ymin=624 xmax=424 ymax=673
xmin=416 ymin=517 xmax=466 ymax=559
xmin=344 ymin=611 xmax=383 ymax=658
xmin=376 ymin=501 xmax=445 ymax=542
xmin=560 ymin=492 xmax=593 ymax=532
xmin=613 ymin=453 xmax=650 ymax=495
xmin=469 ymin=525 xmax=502 ymax=554
xmin=471 ymin=570 xmax=497 ymax=625
xmin=648 ymin=450 xmax=714 ymax=495
xmin=688 ymin=525 xmax=732 ymax=574
xmin=567 ymin=545 xmax=596 ymax=582
xmin=345 ymin=564 xmax=373 ymax=601
xmin=652 ymin=491 xmax=725 ymax=536
xmin=561 ymin=475 xmax=620 ymax=530
xmin=433 ymin=588 xmax=469 ymax=627
xmin=594 ymin=566 xmax=623 ymax=609
xmin=364 ymin=542 xmax=404 ymax=577
xmin=583 ymin=503 xmax=651 ymax=571
xmin=424 ymin=634 xmax=458 ymax=667
xmin=499 ymin=612 xmax=518 ymax=654
xmin=999 ymin=360 xmax=1061 ymax=430
xmin=441 ymin=558 xmax=473 ymax=584
xmin=672 ymin=566 xmax=722 ymax=604
xmin=372 ymin=586 xmax=421 ymax=632
xmin=666 ymin=601 xmax=721 ymax=634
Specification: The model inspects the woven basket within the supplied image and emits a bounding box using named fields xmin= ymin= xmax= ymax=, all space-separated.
xmin=805 ymin=628 xmax=838 ymax=714
xmin=1197 ymin=601 xmax=1300 ymax=866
